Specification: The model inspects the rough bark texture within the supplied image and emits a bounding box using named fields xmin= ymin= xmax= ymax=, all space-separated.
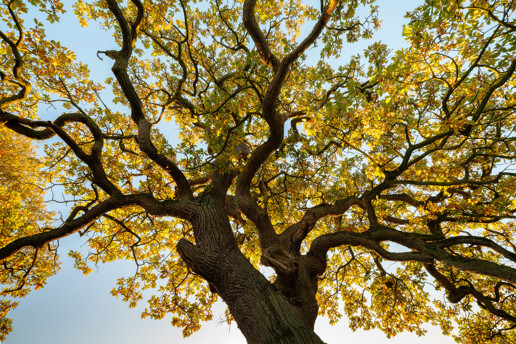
xmin=177 ymin=199 xmax=325 ymax=344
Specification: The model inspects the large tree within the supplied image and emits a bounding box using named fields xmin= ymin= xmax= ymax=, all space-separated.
xmin=1 ymin=0 xmax=516 ymax=342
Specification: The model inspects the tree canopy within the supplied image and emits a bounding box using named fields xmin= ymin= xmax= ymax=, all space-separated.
xmin=1 ymin=0 xmax=516 ymax=343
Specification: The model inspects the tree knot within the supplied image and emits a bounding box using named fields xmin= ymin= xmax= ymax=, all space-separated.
xmin=261 ymin=246 xmax=297 ymax=275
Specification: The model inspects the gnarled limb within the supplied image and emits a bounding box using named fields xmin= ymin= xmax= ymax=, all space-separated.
xmin=280 ymin=196 xmax=362 ymax=252
xmin=104 ymin=0 xmax=192 ymax=198
xmin=0 ymin=110 xmax=119 ymax=195
xmin=0 ymin=193 xmax=196 ymax=263
xmin=0 ymin=2 xmax=31 ymax=108
xmin=237 ymin=0 xmax=343 ymax=250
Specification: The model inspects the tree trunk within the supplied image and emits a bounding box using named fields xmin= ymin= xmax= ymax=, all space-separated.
xmin=176 ymin=200 xmax=325 ymax=344
xmin=179 ymin=241 xmax=325 ymax=343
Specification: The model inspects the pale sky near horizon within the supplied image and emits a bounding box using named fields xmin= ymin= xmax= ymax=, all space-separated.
xmin=3 ymin=1 xmax=457 ymax=343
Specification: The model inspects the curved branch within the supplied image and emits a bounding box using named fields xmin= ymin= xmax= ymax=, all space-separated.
xmin=105 ymin=0 xmax=192 ymax=198
xmin=237 ymin=0 xmax=342 ymax=250
xmin=0 ymin=3 xmax=31 ymax=108
xmin=472 ymin=58 xmax=516 ymax=122
xmin=283 ymin=0 xmax=339 ymax=65
xmin=0 ymin=193 xmax=196 ymax=263
xmin=308 ymin=229 xmax=434 ymax=263
xmin=370 ymin=226 xmax=516 ymax=284
xmin=242 ymin=0 xmax=279 ymax=70
xmin=425 ymin=263 xmax=516 ymax=323
xmin=436 ymin=236 xmax=516 ymax=263
xmin=1 ymin=111 xmax=118 ymax=195
xmin=0 ymin=110 xmax=54 ymax=139
xmin=281 ymin=196 xmax=362 ymax=251
xmin=309 ymin=224 xmax=516 ymax=286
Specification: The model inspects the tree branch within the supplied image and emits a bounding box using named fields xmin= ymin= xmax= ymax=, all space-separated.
xmin=104 ymin=0 xmax=192 ymax=198
xmin=0 ymin=193 xmax=195 ymax=263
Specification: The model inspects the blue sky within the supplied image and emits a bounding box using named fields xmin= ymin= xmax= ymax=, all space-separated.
xmin=3 ymin=0 xmax=457 ymax=343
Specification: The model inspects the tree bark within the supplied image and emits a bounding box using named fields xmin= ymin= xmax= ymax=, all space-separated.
xmin=177 ymin=200 xmax=325 ymax=344
xmin=219 ymin=250 xmax=325 ymax=344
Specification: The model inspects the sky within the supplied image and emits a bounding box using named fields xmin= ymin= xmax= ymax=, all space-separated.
xmin=3 ymin=1 xmax=458 ymax=343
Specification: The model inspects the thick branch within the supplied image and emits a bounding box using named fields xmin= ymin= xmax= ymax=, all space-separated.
xmin=308 ymin=229 xmax=434 ymax=263
xmin=0 ymin=193 xmax=195 ymax=263
xmin=1 ymin=111 xmax=119 ymax=195
xmin=242 ymin=0 xmax=279 ymax=70
xmin=237 ymin=0 xmax=342 ymax=250
xmin=281 ymin=196 xmax=362 ymax=251
xmin=283 ymin=0 xmax=339 ymax=65
xmin=436 ymin=236 xmax=516 ymax=263
xmin=104 ymin=0 xmax=192 ymax=198
xmin=426 ymin=263 xmax=516 ymax=323
xmin=309 ymin=225 xmax=516 ymax=286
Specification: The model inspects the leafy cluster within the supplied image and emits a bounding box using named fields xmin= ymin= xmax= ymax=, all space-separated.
xmin=0 ymin=126 xmax=55 ymax=338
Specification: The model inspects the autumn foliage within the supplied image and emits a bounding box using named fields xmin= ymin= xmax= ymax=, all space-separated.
xmin=1 ymin=0 xmax=516 ymax=343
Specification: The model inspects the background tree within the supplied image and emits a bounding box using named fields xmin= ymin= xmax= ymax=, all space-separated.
xmin=0 ymin=125 xmax=55 ymax=338
xmin=1 ymin=0 xmax=516 ymax=343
